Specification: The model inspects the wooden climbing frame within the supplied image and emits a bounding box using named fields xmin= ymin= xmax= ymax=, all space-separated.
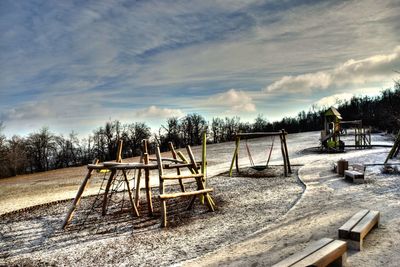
xmin=229 ymin=129 xmax=291 ymax=177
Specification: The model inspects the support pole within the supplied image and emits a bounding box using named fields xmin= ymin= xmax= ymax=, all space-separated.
xmin=62 ymin=159 xmax=99 ymax=229
xmin=201 ymin=131 xmax=207 ymax=187
xmin=168 ymin=142 xmax=185 ymax=192
xmin=102 ymin=169 xmax=117 ymax=216
xmin=229 ymin=136 xmax=240 ymax=177
xmin=144 ymin=152 xmax=153 ymax=215
xmin=134 ymin=154 xmax=143 ymax=207
xmin=279 ymin=133 xmax=288 ymax=177
xmin=281 ymin=129 xmax=292 ymax=174
xmin=122 ymin=169 xmax=139 ymax=217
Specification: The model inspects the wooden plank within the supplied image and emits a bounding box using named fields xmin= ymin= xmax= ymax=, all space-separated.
xmin=292 ymin=240 xmax=347 ymax=267
xmin=272 ymin=238 xmax=333 ymax=267
xmin=161 ymin=173 xmax=204 ymax=180
xmin=160 ymin=188 xmax=213 ymax=199
xmin=338 ymin=209 xmax=369 ymax=239
xmin=350 ymin=210 xmax=380 ymax=241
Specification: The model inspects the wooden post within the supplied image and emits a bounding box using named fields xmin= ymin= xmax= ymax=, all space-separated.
xmin=116 ymin=139 xmax=123 ymax=162
xmin=102 ymin=139 xmax=123 ymax=216
xmin=122 ymin=169 xmax=139 ymax=217
xmin=176 ymin=151 xmax=196 ymax=174
xmin=155 ymin=146 xmax=167 ymax=227
xmin=229 ymin=136 xmax=240 ymax=177
xmin=281 ymin=129 xmax=292 ymax=174
xmin=201 ymin=132 xmax=207 ymax=186
xmin=279 ymin=133 xmax=288 ymax=177
xmin=102 ymin=169 xmax=117 ymax=216
xmin=135 ymin=140 xmax=148 ymax=207
xmin=186 ymin=146 xmax=215 ymax=211
xmin=144 ymin=152 xmax=153 ymax=215
xmin=134 ymin=154 xmax=143 ymax=207
xmin=168 ymin=142 xmax=185 ymax=192
xmin=62 ymin=159 xmax=99 ymax=229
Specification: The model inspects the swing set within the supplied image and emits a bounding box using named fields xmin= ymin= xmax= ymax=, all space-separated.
xmin=229 ymin=129 xmax=291 ymax=177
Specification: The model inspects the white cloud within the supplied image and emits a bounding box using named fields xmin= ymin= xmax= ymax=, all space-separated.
xmin=133 ymin=106 xmax=185 ymax=119
xmin=314 ymin=93 xmax=354 ymax=108
xmin=205 ymin=89 xmax=256 ymax=112
xmin=265 ymin=46 xmax=400 ymax=94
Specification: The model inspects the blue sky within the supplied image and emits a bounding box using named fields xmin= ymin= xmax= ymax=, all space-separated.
xmin=1 ymin=0 xmax=399 ymax=137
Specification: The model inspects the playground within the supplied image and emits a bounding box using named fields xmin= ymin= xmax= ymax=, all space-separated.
xmin=1 ymin=130 xmax=400 ymax=266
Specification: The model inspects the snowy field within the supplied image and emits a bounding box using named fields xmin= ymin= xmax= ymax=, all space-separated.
xmin=0 ymin=131 xmax=399 ymax=266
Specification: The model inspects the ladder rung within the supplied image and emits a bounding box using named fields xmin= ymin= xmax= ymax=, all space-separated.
xmin=159 ymin=188 xmax=213 ymax=199
xmin=161 ymin=173 xmax=204 ymax=180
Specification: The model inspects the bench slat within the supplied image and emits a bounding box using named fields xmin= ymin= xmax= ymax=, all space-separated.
xmin=272 ymin=238 xmax=333 ymax=267
xmin=292 ymin=240 xmax=347 ymax=267
xmin=350 ymin=210 xmax=380 ymax=241
xmin=338 ymin=209 xmax=369 ymax=239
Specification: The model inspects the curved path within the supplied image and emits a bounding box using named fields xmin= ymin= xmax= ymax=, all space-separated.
xmin=184 ymin=158 xmax=400 ymax=266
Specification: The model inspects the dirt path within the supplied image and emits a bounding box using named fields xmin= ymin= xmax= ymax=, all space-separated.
xmin=183 ymin=158 xmax=400 ymax=266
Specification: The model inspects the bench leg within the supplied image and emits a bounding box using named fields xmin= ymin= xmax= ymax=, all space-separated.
xmin=331 ymin=251 xmax=347 ymax=267
xmin=347 ymin=239 xmax=362 ymax=251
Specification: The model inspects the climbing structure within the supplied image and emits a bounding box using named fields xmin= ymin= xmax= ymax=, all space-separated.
xmin=321 ymin=107 xmax=371 ymax=151
xmin=384 ymin=130 xmax=400 ymax=165
xmin=62 ymin=140 xmax=139 ymax=229
xmin=229 ymin=129 xmax=291 ymax=177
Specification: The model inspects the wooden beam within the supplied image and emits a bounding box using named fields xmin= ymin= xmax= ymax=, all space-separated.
xmin=168 ymin=142 xmax=185 ymax=192
xmin=160 ymin=188 xmax=213 ymax=199
xmin=281 ymin=129 xmax=292 ymax=174
xmin=144 ymin=153 xmax=153 ymax=215
xmin=186 ymin=146 xmax=215 ymax=211
xmin=116 ymin=139 xmax=123 ymax=162
xmin=102 ymin=169 xmax=117 ymax=216
xmin=62 ymin=159 xmax=99 ymax=229
xmin=229 ymin=136 xmax=240 ymax=177
xmin=201 ymin=131 xmax=207 ymax=186
xmin=122 ymin=169 xmax=139 ymax=217
xmin=279 ymin=134 xmax=288 ymax=177
xmin=134 ymin=154 xmax=144 ymax=207
xmin=235 ymin=132 xmax=286 ymax=138
xmin=161 ymin=173 xmax=204 ymax=180
xmin=155 ymin=146 xmax=167 ymax=227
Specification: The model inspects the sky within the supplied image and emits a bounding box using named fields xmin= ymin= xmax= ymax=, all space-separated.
xmin=0 ymin=0 xmax=399 ymax=137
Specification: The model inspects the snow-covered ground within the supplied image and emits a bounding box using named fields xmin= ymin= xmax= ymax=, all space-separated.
xmin=1 ymin=131 xmax=399 ymax=266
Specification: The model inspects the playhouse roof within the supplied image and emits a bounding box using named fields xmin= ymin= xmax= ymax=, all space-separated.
xmin=325 ymin=107 xmax=342 ymax=119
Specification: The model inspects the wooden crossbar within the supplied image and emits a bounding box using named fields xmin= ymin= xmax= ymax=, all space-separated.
xmin=161 ymin=173 xmax=204 ymax=180
xmin=235 ymin=131 xmax=286 ymax=138
xmin=159 ymin=188 xmax=213 ymax=199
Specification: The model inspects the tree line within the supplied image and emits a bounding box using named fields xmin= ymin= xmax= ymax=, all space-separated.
xmin=0 ymin=80 xmax=398 ymax=179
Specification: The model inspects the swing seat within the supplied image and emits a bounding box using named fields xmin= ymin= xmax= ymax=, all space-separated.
xmin=251 ymin=165 xmax=268 ymax=171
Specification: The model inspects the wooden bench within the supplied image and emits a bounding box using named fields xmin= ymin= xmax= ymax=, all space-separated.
xmin=344 ymin=164 xmax=365 ymax=183
xmin=272 ymin=238 xmax=347 ymax=267
xmin=338 ymin=209 xmax=380 ymax=250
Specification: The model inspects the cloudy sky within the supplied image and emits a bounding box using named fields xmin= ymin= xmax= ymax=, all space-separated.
xmin=1 ymin=0 xmax=399 ymax=137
